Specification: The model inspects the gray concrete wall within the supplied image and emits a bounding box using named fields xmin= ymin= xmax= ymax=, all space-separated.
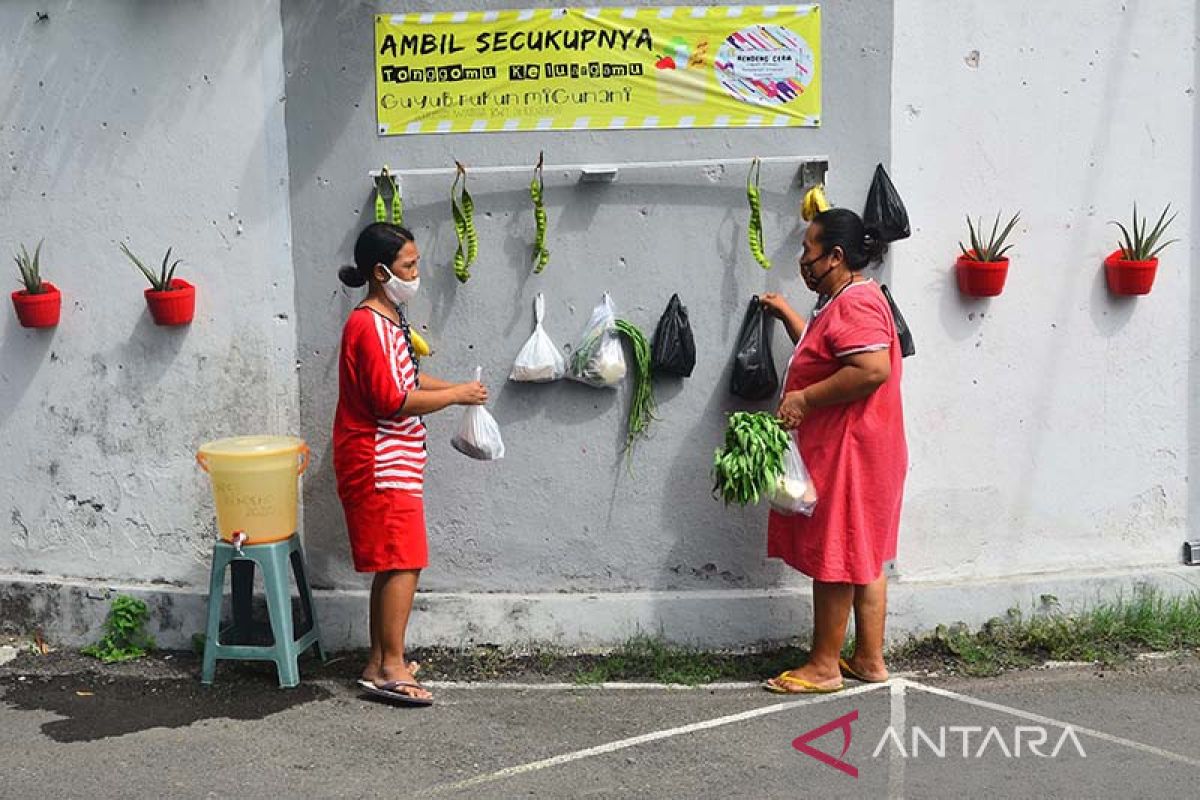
xmin=280 ymin=0 xmax=895 ymax=598
xmin=5 ymin=1 xmax=1198 ymax=653
xmin=0 ymin=1 xmax=298 ymax=583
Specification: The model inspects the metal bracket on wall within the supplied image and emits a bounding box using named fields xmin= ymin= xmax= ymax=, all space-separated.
xmin=372 ymin=169 xmax=401 ymax=194
xmin=369 ymin=155 xmax=828 ymax=187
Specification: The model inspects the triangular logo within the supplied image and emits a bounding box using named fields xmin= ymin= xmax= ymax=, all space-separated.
xmin=792 ymin=709 xmax=858 ymax=778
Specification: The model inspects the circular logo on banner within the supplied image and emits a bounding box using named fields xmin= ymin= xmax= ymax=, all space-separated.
xmin=715 ymin=25 xmax=815 ymax=106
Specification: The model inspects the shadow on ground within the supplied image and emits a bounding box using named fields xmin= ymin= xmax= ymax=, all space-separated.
xmin=1 ymin=659 xmax=330 ymax=743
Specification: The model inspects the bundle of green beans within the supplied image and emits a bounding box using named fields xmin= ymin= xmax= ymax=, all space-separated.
xmin=452 ymin=162 xmax=478 ymax=283
xmin=615 ymin=319 xmax=656 ymax=452
xmin=712 ymin=411 xmax=789 ymax=505
xmin=746 ymin=158 xmax=771 ymax=269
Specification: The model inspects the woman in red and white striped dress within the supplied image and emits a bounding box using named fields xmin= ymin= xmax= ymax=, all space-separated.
xmin=333 ymin=222 xmax=488 ymax=705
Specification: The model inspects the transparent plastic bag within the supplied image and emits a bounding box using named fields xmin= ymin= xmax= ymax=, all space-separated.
xmin=510 ymin=292 xmax=566 ymax=382
xmin=567 ymin=293 xmax=626 ymax=388
xmin=769 ymin=435 xmax=817 ymax=516
xmin=451 ymin=367 xmax=505 ymax=461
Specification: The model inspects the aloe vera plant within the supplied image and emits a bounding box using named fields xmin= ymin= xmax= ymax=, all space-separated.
xmin=1111 ymin=203 xmax=1178 ymax=261
xmin=14 ymin=240 xmax=46 ymax=294
xmin=120 ymin=242 xmax=182 ymax=291
xmin=959 ymin=212 xmax=1020 ymax=263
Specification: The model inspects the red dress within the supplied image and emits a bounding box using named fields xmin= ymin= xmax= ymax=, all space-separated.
xmin=767 ymin=281 xmax=907 ymax=584
xmin=333 ymin=307 xmax=428 ymax=572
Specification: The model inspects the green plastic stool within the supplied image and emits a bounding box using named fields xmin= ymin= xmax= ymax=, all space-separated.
xmin=201 ymin=534 xmax=325 ymax=688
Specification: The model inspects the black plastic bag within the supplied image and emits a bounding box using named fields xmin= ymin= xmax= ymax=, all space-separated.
xmin=863 ymin=163 xmax=911 ymax=243
xmin=730 ymin=296 xmax=779 ymax=400
xmin=880 ymin=284 xmax=915 ymax=358
xmin=650 ymin=293 xmax=696 ymax=377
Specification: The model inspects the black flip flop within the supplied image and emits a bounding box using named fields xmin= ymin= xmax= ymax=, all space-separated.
xmin=357 ymin=678 xmax=434 ymax=706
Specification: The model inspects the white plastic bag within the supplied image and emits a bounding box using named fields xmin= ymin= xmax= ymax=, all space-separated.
xmin=510 ymin=293 xmax=566 ymax=383
xmin=567 ymin=293 xmax=626 ymax=388
xmin=451 ymin=367 xmax=505 ymax=461
xmin=769 ymin=435 xmax=817 ymax=516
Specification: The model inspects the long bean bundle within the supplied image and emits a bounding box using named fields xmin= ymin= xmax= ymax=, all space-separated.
xmin=712 ymin=412 xmax=789 ymax=505
xmin=615 ymin=319 xmax=656 ymax=452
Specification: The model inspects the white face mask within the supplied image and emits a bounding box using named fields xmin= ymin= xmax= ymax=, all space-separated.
xmin=380 ymin=264 xmax=419 ymax=305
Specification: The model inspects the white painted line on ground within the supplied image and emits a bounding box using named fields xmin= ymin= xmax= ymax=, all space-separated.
xmin=419 ymin=681 xmax=889 ymax=796
xmin=418 ymin=674 xmax=1200 ymax=797
xmin=887 ymin=680 xmax=906 ymax=800
xmin=420 ymin=680 xmax=763 ymax=691
xmin=420 ymin=672 xmax=925 ymax=692
xmin=899 ymin=679 xmax=1200 ymax=768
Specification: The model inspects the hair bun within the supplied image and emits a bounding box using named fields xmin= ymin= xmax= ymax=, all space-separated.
xmin=862 ymin=227 xmax=887 ymax=265
xmin=337 ymin=264 xmax=367 ymax=288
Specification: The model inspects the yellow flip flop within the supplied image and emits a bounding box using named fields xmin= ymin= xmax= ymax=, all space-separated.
xmin=838 ymin=658 xmax=888 ymax=684
xmin=763 ymin=671 xmax=844 ymax=695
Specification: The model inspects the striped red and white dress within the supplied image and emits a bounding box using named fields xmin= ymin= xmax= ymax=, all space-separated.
xmin=333 ymin=306 xmax=429 ymax=572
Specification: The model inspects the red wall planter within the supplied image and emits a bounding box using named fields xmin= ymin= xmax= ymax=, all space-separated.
xmin=145 ymin=278 xmax=196 ymax=325
xmin=1104 ymin=250 xmax=1158 ymax=296
xmin=11 ymin=281 xmax=62 ymax=328
xmin=955 ymin=253 xmax=1009 ymax=297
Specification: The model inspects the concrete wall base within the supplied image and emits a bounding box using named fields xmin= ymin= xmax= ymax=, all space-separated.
xmin=2 ymin=566 xmax=1197 ymax=652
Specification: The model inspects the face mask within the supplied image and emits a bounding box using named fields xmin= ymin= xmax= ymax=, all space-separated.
xmin=380 ymin=264 xmax=419 ymax=305
xmin=800 ymin=255 xmax=834 ymax=293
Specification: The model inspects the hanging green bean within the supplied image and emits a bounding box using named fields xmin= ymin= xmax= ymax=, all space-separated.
xmin=530 ymin=152 xmax=550 ymax=273
xmin=390 ymin=174 xmax=403 ymax=226
xmin=374 ymin=178 xmax=388 ymax=223
xmin=451 ymin=162 xmax=477 ymax=283
xmin=458 ymin=161 xmax=478 ymax=266
xmin=747 ymin=158 xmax=771 ymax=269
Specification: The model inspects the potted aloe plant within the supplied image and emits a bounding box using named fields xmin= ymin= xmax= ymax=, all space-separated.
xmin=120 ymin=242 xmax=195 ymax=325
xmin=956 ymin=212 xmax=1020 ymax=297
xmin=1105 ymin=203 xmax=1178 ymax=296
xmin=11 ymin=240 xmax=61 ymax=328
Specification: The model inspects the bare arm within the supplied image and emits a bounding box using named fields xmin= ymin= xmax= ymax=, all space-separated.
xmin=778 ymin=350 xmax=890 ymax=427
xmin=398 ymin=381 xmax=487 ymax=416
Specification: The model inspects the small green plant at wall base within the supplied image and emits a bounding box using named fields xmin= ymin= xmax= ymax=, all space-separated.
xmin=120 ymin=242 xmax=182 ymax=291
xmin=1111 ymin=203 xmax=1179 ymax=261
xmin=82 ymin=595 xmax=155 ymax=663
xmin=14 ymin=240 xmax=46 ymax=293
xmin=960 ymin=212 xmax=1020 ymax=262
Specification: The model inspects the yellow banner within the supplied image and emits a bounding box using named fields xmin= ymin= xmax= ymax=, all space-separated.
xmin=374 ymin=5 xmax=821 ymax=135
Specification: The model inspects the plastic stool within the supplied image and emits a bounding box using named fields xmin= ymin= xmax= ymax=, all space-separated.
xmin=201 ymin=534 xmax=325 ymax=688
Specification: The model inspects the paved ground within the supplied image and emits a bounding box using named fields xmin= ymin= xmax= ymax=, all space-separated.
xmin=2 ymin=652 xmax=1199 ymax=799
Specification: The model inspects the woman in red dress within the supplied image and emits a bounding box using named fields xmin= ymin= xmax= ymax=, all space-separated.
xmin=334 ymin=223 xmax=488 ymax=705
xmin=760 ymin=208 xmax=908 ymax=694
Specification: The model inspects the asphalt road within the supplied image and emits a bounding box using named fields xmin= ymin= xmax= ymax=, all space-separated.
xmin=2 ymin=653 xmax=1199 ymax=799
